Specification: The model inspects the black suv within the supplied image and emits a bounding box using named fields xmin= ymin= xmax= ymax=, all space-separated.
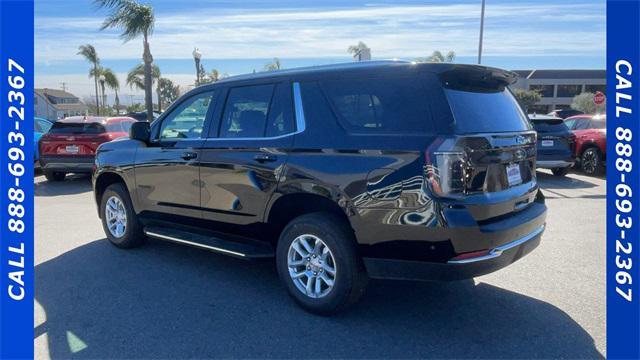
xmin=93 ymin=61 xmax=547 ymax=314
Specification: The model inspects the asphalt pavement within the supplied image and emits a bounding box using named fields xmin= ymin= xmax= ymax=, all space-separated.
xmin=34 ymin=170 xmax=606 ymax=359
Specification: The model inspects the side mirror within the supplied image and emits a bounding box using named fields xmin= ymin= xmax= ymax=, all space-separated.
xmin=130 ymin=121 xmax=150 ymax=143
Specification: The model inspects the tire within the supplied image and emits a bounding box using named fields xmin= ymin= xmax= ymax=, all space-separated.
xmin=99 ymin=183 xmax=145 ymax=248
xmin=276 ymin=212 xmax=368 ymax=315
xmin=44 ymin=170 xmax=66 ymax=182
xmin=551 ymin=167 xmax=570 ymax=177
xmin=581 ymin=147 xmax=604 ymax=176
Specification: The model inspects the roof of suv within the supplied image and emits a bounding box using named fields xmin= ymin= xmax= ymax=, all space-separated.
xmin=208 ymin=60 xmax=518 ymax=87
xmin=58 ymin=116 xmax=135 ymax=124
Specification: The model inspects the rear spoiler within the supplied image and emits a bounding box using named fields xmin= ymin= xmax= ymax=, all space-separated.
xmin=437 ymin=65 xmax=518 ymax=92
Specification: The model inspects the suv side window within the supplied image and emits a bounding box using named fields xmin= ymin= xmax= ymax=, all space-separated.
xmin=266 ymin=83 xmax=295 ymax=137
xmin=573 ymin=119 xmax=590 ymax=130
xmin=321 ymin=76 xmax=434 ymax=134
xmin=220 ymin=84 xmax=275 ymax=138
xmin=159 ymin=91 xmax=215 ymax=140
xmin=564 ymin=119 xmax=576 ymax=130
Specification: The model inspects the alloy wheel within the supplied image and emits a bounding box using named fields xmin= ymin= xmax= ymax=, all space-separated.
xmin=105 ymin=196 xmax=127 ymax=238
xmin=287 ymin=234 xmax=337 ymax=299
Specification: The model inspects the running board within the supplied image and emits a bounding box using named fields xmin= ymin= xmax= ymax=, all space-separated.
xmin=143 ymin=226 xmax=274 ymax=259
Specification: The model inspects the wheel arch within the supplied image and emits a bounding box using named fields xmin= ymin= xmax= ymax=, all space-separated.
xmin=94 ymin=171 xmax=131 ymax=216
xmin=265 ymin=191 xmax=356 ymax=244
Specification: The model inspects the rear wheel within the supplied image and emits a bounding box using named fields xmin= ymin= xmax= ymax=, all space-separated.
xmin=581 ymin=147 xmax=604 ymax=176
xmin=99 ymin=183 xmax=145 ymax=248
xmin=276 ymin=212 xmax=368 ymax=315
xmin=43 ymin=170 xmax=66 ymax=182
xmin=551 ymin=167 xmax=570 ymax=177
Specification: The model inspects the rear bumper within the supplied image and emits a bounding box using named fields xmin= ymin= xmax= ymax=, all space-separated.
xmin=537 ymin=160 xmax=574 ymax=168
xmin=363 ymin=224 xmax=544 ymax=281
xmin=39 ymin=155 xmax=95 ymax=173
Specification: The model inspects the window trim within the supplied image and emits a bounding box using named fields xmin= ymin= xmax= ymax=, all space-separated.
xmin=203 ymin=81 xmax=305 ymax=141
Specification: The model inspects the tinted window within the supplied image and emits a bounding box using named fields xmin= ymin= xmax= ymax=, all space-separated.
xmin=573 ymin=119 xmax=590 ymax=130
xmin=530 ymin=118 xmax=569 ymax=133
xmin=564 ymin=119 xmax=576 ymax=130
xmin=266 ymin=83 xmax=295 ymax=137
xmin=106 ymin=121 xmax=134 ymax=133
xmin=220 ymin=85 xmax=274 ymax=138
xmin=321 ymin=76 xmax=433 ymax=134
xmin=445 ymin=88 xmax=530 ymax=133
xmin=590 ymin=119 xmax=606 ymax=129
xmin=35 ymin=119 xmax=52 ymax=133
xmin=160 ymin=91 xmax=214 ymax=140
xmin=49 ymin=122 xmax=105 ymax=134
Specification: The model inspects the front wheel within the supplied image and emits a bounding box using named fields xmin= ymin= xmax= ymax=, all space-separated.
xmin=276 ymin=212 xmax=368 ymax=315
xmin=581 ymin=148 xmax=604 ymax=176
xmin=99 ymin=183 xmax=145 ymax=248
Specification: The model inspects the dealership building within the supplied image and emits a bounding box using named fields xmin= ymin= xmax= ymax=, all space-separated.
xmin=510 ymin=69 xmax=606 ymax=114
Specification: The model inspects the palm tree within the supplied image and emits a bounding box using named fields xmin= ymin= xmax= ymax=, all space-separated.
xmin=96 ymin=0 xmax=155 ymax=121
xmin=77 ymin=44 xmax=101 ymax=115
xmin=425 ymin=50 xmax=456 ymax=63
xmin=102 ymin=68 xmax=120 ymax=114
xmin=264 ymin=58 xmax=281 ymax=71
xmin=126 ymin=63 xmax=162 ymax=111
xmin=347 ymin=41 xmax=371 ymax=60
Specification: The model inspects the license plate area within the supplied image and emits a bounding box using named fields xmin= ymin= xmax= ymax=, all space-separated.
xmin=65 ymin=145 xmax=79 ymax=154
xmin=506 ymin=163 xmax=522 ymax=186
xmin=541 ymin=140 xmax=554 ymax=147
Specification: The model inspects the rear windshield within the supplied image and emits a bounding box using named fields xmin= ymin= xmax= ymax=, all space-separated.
xmin=591 ymin=119 xmax=606 ymax=129
xmin=445 ymin=88 xmax=531 ymax=134
xmin=530 ymin=118 xmax=570 ymax=133
xmin=49 ymin=122 xmax=106 ymax=134
xmin=321 ymin=76 xmax=433 ymax=134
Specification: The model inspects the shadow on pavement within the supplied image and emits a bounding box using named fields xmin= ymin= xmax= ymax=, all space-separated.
xmin=35 ymin=238 xmax=603 ymax=359
xmin=35 ymin=174 xmax=92 ymax=197
xmin=536 ymin=171 xmax=601 ymax=190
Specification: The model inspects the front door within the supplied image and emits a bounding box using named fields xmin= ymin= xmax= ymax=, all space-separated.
xmin=134 ymin=90 xmax=217 ymax=219
xmin=199 ymin=82 xmax=296 ymax=225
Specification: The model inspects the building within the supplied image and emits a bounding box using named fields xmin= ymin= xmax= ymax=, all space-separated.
xmin=511 ymin=69 xmax=606 ymax=113
xmin=34 ymin=88 xmax=88 ymax=120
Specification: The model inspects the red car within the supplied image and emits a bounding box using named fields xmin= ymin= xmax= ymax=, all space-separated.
xmin=564 ymin=114 xmax=606 ymax=175
xmin=39 ymin=116 xmax=136 ymax=181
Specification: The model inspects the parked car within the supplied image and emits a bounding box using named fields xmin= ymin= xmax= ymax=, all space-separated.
xmin=92 ymin=62 xmax=547 ymax=314
xmin=548 ymin=108 xmax=584 ymax=119
xmin=124 ymin=111 xmax=162 ymax=122
xmin=528 ymin=114 xmax=576 ymax=176
xmin=564 ymin=114 xmax=607 ymax=175
xmin=39 ymin=116 xmax=135 ymax=182
xmin=34 ymin=117 xmax=53 ymax=163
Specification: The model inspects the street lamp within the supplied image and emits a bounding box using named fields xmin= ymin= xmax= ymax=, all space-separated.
xmin=192 ymin=48 xmax=202 ymax=86
xmin=98 ymin=74 xmax=106 ymax=115
xmin=477 ymin=0 xmax=486 ymax=64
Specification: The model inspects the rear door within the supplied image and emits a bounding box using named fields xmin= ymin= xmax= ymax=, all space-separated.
xmin=199 ymin=81 xmax=295 ymax=225
xmin=134 ymin=90 xmax=217 ymax=219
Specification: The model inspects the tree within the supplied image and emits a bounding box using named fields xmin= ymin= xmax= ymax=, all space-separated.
xmin=512 ymin=88 xmax=542 ymax=113
xmin=77 ymin=44 xmax=101 ymax=115
xmin=96 ymin=0 xmax=155 ymax=121
xmin=347 ymin=41 xmax=370 ymax=56
xmin=158 ymin=78 xmax=180 ymax=107
xmin=264 ymin=58 xmax=281 ymax=71
xmin=199 ymin=68 xmax=220 ymax=85
xmin=416 ymin=50 xmax=456 ymax=63
xmin=571 ymin=92 xmax=600 ymax=114
xmin=102 ymin=68 xmax=120 ymax=113
xmin=126 ymin=63 xmax=162 ymax=111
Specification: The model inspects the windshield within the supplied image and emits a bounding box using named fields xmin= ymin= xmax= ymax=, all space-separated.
xmin=445 ymin=88 xmax=531 ymax=134
xmin=530 ymin=118 xmax=570 ymax=133
xmin=49 ymin=122 xmax=106 ymax=134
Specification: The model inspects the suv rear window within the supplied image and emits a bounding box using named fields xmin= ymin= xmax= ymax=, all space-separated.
xmin=445 ymin=88 xmax=530 ymax=134
xmin=530 ymin=118 xmax=570 ymax=133
xmin=321 ymin=76 xmax=433 ymax=134
xmin=49 ymin=122 xmax=106 ymax=134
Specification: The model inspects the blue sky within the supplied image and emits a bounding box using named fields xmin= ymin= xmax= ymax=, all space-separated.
xmin=35 ymin=0 xmax=606 ymax=102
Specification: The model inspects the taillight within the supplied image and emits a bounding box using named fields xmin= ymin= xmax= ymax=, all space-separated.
xmin=424 ymin=137 xmax=469 ymax=198
xmin=568 ymin=134 xmax=577 ymax=152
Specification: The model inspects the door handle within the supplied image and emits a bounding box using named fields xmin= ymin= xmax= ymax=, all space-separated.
xmin=181 ymin=151 xmax=198 ymax=160
xmin=253 ymin=153 xmax=277 ymax=163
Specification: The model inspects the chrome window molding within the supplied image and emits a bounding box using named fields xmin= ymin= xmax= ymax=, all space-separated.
xmin=168 ymin=82 xmax=306 ymax=142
